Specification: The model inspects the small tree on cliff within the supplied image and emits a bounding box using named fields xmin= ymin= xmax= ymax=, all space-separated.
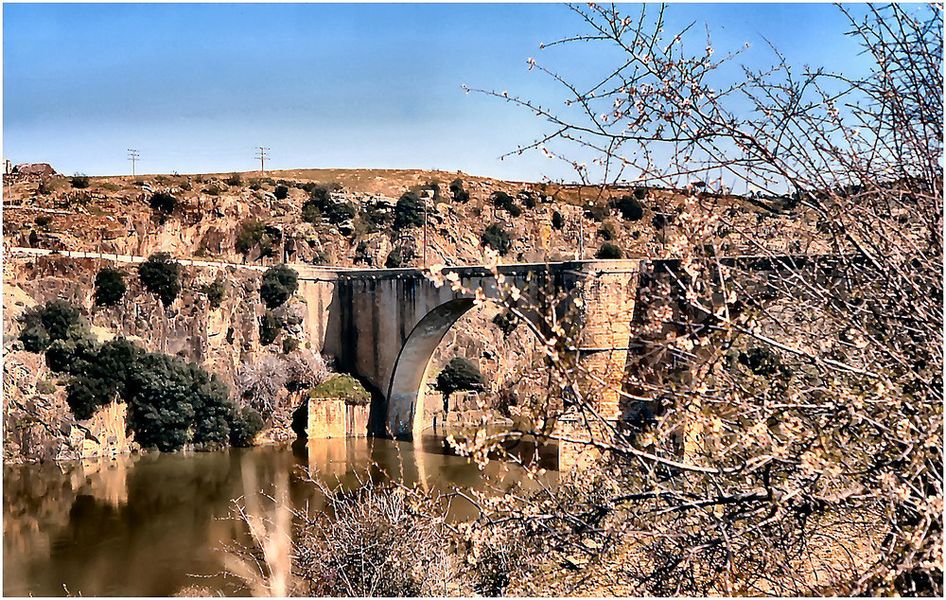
xmin=480 ymin=224 xmax=512 ymax=256
xmin=18 ymin=299 xmax=88 ymax=352
xmin=434 ymin=357 xmax=484 ymax=410
xmin=393 ymin=191 xmax=426 ymax=230
xmin=449 ymin=178 xmax=470 ymax=203
xmin=138 ymin=252 xmax=182 ymax=306
xmin=259 ymin=264 xmax=298 ymax=309
xmin=94 ymin=267 xmax=127 ymax=306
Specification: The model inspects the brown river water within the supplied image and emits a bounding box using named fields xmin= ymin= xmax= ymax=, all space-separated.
xmin=3 ymin=437 xmax=557 ymax=596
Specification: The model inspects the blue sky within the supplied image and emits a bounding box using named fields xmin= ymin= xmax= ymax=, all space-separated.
xmin=3 ymin=2 xmax=874 ymax=180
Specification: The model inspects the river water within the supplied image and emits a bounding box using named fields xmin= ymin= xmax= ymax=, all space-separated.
xmin=3 ymin=437 xmax=557 ymax=596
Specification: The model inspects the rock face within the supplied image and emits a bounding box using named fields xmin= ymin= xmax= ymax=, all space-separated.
xmin=2 ymin=351 xmax=132 ymax=463
xmin=2 ymin=254 xmax=332 ymax=463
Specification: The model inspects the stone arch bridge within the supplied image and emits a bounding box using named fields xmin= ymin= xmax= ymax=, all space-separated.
xmin=295 ymin=260 xmax=640 ymax=440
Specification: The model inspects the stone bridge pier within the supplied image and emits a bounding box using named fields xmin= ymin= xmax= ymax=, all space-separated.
xmin=305 ymin=260 xmax=639 ymax=470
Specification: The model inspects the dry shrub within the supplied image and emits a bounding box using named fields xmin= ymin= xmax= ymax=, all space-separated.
xmin=293 ymin=477 xmax=457 ymax=596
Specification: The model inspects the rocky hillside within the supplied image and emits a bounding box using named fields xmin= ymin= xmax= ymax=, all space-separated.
xmin=2 ymin=167 xmax=820 ymax=268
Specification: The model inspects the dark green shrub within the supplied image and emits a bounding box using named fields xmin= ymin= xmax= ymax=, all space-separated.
xmin=67 ymin=375 xmax=112 ymax=420
xmin=597 ymin=221 xmax=618 ymax=241
xmin=236 ymin=220 xmax=279 ymax=257
xmin=652 ymin=213 xmax=670 ymax=229
xmin=613 ymin=195 xmax=645 ymax=221
xmin=70 ymin=174 xmax=91 ymax=189
xmin=492 ymin=311 xmax=518 ymax=337
xmin=203 ymin=184 xmax=223 ymax=196
xmin=385 ymin=245 xmax=416 ymax=268
xmin=449 ymin=178 xmax=470 ymax=203
xmin=274 ymin=184 xmax=289 ymax=200
xmin=552 ymin=211 xmax=565 ymax=230
xmin=282 ymin=337 xmax=300 ymax=354
xmin=518 ymin=190 xmax=537 ymax=209
xmin=45 ymin=335 xmax=98 ymax=374
xmin=324 ymin=200 xmax=356 ymax=226
xmin=435 ymin=357 xmax=484 ymax=399
xmin=18 ymin=300 xmax=87 ymax=352
xmin=94 ymin=267 xmax=127 ymax=306
xmin=57 ymin=337 xmax=143 ymax=418
xmin=28 ymin=230 xmax=40 ymax=247
xmin=480 ymin=224 xmax=512 ymax=256
xmin=354 ymin=240 xmax=373 ymax=266
xmin=361 ymin=204 xmax=393 ymax=233
xmin=225 ymin=173 xmax=243 ymax=187
xmin=595 ymin=242 xmax=624 ymax=259
xmin=584 ymin=203 xmax=610 ymax=222
xmin=34 ymin=215 xmax=52 ymax=229
xmin=201 ymin=278 xmax=226 ymax=308
xmin=259 ymin=264 xmax=298 ymax=309
xmin=149 ymin=192 xmax=177 ymax=217
xmin=126 ymin=352 xmax=232 ymax=451
xmin=229 ymin=406 xmax=264 ymax=447
xmin=394 ymin=191 xmax=426 ymax=230
xmin=302 ymin=201 xmax=323 ymax=225
xmin=259 ymin=311 xmax=281 ymax=345
xmin=138 ymin=252 xmax=182 ymax=305
xmin=491 ymin=191 xmax=520 ymax=216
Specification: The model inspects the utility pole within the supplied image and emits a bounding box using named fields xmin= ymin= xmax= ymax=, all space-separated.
xmin=255 ymin=146 xmax=270 ymax=172
xmin=423 ymin=194 xmax=429 ymax=268
xmin=127 ymin=149 xmax=139 ymax=177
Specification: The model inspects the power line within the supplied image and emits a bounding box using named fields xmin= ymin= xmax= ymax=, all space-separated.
xmin=127 ymin=149 xmax=139 ymax=176
xmin=255 ymin=146 xmax=270 ymax=172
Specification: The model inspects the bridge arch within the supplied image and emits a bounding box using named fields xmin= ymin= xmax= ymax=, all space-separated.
xmin=385 ymin=297 xmax=476 ymax=438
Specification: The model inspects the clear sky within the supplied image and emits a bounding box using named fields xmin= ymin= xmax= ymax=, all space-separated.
xmin=3 ymin=2 xmax=874 ymax=181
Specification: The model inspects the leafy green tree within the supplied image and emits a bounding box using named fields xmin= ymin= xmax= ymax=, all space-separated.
xmin=480 ymin=224 xmax=512 ymax=256
xmin=149 ymin=192 xmax=177 ymax=219
xmin=324 ymin=200 xmax=356 ymax=225
xmin=435 ymin=357 xmax=485 ymax=401
xmin=385 ymin=245 xmax=416 ymax=268
xmin=491 ymin=191 xmax=521 ymax=216
xmin=201 ymin=278 xmax=226 ymax=308
xmin=552 ymin=210 xmax=565 ymax=230
xmin=126 ymin=352 xmax=232 ymax=451
xmin=449 ymin=178 xmax=470 ymax=203
xmin=394 ymin=191 xmax=425 ymax=230
xmin=18 ymin=300 xmax=87 ymax=352
xmin=260 ymin=265 xmax=299 ymax=309
xmin=94 ymin=267 xmax=127 ymax=306
xmin=595 ymin=241 xmax=624 ymax=259
xmin=613 ymin=195 xmax=645 ymax=221
xmin=229 ymin=406 xmax=264 ymax=447
xmin=236 ymin=220 xmax=281 ymax=258
xmin=66 ymin=375 xmax=113 ymax=420
xmin=259 ymin=310 xmax=281 ymax=345
xmin=138 ymin=252 xmax=182 ymax=306
xmin=301 ymin=200 xmax=323 ymax=225
xmin=45 ymin=334 xmax=98 ymax=374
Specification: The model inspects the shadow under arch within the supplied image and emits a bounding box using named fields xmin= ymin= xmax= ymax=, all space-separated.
xmin=385 ymin=298 xmax=476 ymax=438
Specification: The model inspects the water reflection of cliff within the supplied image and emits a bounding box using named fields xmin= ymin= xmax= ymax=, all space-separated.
xmin=4 ymin=440 xmax=557 ymax=596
